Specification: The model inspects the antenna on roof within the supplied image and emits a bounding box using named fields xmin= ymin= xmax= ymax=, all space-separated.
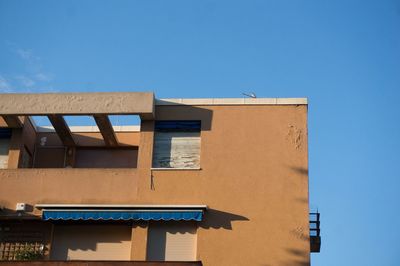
xmin=242 ymin=92 xmax=257 ymax=98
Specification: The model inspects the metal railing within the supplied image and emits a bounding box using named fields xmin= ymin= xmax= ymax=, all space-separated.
xmin=309 ymin=212 xmax=321 ymax=253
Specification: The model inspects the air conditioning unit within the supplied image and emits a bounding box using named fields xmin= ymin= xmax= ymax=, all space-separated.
xmin=16 ymin=203 xmax=26 ymax=212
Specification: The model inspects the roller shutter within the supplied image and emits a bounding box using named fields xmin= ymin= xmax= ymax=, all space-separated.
xmin=147 ymin=222 xmax=197 ymax=261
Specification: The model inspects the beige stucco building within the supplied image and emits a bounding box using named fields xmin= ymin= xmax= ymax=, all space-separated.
xmin=0 ymin=92 xmax=320 ymax=266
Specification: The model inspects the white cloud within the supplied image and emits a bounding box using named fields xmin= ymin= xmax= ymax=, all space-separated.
xmin=4 ymin=42 xmax=56 ymax=92
xmin=16 ymin=48 xmax=40 ymax=62
xmin=16 ymin=49 xmax=31 ymax=60
xmin=15 ymin=75 xmax=36 ymax=87
xmin=0 ymin=75 xmax=13 ymax=92
xmin=35 ymin=73 xmax=53 ymax=82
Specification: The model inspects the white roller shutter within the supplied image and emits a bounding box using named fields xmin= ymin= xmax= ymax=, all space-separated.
xmin=147 ymin=222 xmax=197 ymax=261
xmin=152 ymin=132 xmax=200 ymax=168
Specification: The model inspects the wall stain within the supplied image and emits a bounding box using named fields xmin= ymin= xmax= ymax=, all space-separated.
xmin=286 ymin=125 xmax=303 ymax=150
xmin=290 ymin=226 xmax=308 ymax=241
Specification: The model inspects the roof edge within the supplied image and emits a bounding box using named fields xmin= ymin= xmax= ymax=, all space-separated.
xmin=156 ymin=98 xmax=308 ymax=106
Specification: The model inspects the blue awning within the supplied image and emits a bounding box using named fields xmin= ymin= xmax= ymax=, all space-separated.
xmin=42 ymin=210 xmax=203 ymax=221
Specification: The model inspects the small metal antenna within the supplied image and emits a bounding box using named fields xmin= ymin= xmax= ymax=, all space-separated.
xmin=242 ymin=92 xmax=257 ymax=98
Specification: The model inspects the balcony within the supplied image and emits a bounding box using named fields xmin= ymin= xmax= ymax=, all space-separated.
xmin=1 ymin=92 xmax=153 ymax=171
xmin=309 ymin=212 xmax=321 ymax=253
xmin=0 ymin=262 xmax=202 ymax=266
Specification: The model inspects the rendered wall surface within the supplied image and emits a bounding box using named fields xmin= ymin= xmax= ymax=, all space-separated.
xmin=0 ymin=103 xmax=309 ymax=266
xmin=31 ymin=131 xmax=140 ymax=168
xmin=50 ymin=225 xmax=132 ymax=260
xmin=35 ymin=131 xmax=140 ymax=147
xmin=140 ymin=105 xmax=310 ymax=266
xmin=0 ymin=117 xmax=7 ymax=127
xmin=74 ymin=148 xmax=138 ymax=168
xmin=0 ymin=169 xmax=140 ymax=214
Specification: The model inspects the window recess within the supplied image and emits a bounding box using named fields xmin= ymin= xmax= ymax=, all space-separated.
xmin=0 ymin=128 xmax=12 ymax=169
xmin=152 ymin=121 xmax=201 ymax=169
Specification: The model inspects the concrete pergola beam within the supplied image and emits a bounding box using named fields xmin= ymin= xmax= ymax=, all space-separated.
xmin=0 ymin=92 xmax=155 ymax=120
xmin=93 ymin=114 xmax=119 ymax=147
xmin=47 ymin=114 xmax=75 ymax=147
xmin=1 ymin=115 xmax=23 ymax=128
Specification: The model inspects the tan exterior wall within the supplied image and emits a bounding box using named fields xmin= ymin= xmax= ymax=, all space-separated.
xmin=7 ymin=129 xmax=22 ymax=169
xmin=143 ymin=105 xmax=310 ymax=266
xmin=0 ymin=169 xmax=139 ymax=216
xmin=74 ymin=148 xmax=138 ymax=168
xmin=0 ymin=104 xmax=309 ymax=266
xmin=21 ymin=117 xmax=37 ymax=156
xmin=0 ymin=117 xmax=7 ymax=127
xmin=50 ymin=225 xmax=132 ymax=261
xmin=35 ymin=131 xmax=140 ymax=147
xmin=130 ymin=223 xmax=148 ymax=260
xmin=31 ymin=131 xmax=140 ymax=168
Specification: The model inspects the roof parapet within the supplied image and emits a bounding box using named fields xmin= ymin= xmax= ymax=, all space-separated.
xmin=156 ymin=97 xmax=308 ymax=106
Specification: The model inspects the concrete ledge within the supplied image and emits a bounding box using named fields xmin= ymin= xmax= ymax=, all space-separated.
xmin=0 ymin=92 xmax=155 ymax=119
xmin=151 ymin=167 xmax=202 ymax=171
xmin=156 ymin=98 xmax=307 ymax=106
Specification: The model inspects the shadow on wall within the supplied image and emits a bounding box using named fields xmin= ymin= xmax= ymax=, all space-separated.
xmin=199 ymin=209 xmax=249 ymax=230
xmin=36 ymin=131 xmax=140 ymax=147
xmin=0 ymin=206 xmax=36 ymax=218
xmin=146 ymin=208 xmax=247 ymax=262
xmin=280 ymin=247 xmax=310 ymax=266
xmin=145 ymin=209 xmax=249 ymax=261
xmin=274 ymin=165 xmax=311 ymax=266
xmin=288 ymin=165 xmax=309 ymax=204
xmin=154 ymin=105 xmax=214 ymax=131
xmin=146 ymin=221 xmax=198 ymax=261
xmin=50 ymin=224 xmax=131 ymax=260
xmin=32 ymin=132 xmax=139 ymax=168
xmin=290 ymin=166 xmax=308 ymax=176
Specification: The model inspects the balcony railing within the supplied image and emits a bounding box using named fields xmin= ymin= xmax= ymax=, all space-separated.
xmin=309 ymin=212 xmax=321 ymax=253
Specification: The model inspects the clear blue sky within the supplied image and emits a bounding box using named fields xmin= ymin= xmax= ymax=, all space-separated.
xmin=1 ymin=1 xmax=399 ymax=265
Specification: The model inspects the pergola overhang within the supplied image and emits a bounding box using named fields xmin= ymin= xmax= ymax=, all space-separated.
xmin=0 ymin=92 xmax=155 ymax=147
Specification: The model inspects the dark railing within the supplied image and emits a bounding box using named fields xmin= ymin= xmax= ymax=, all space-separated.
xmin=310 ymin=212 xmax=321 ymax=253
